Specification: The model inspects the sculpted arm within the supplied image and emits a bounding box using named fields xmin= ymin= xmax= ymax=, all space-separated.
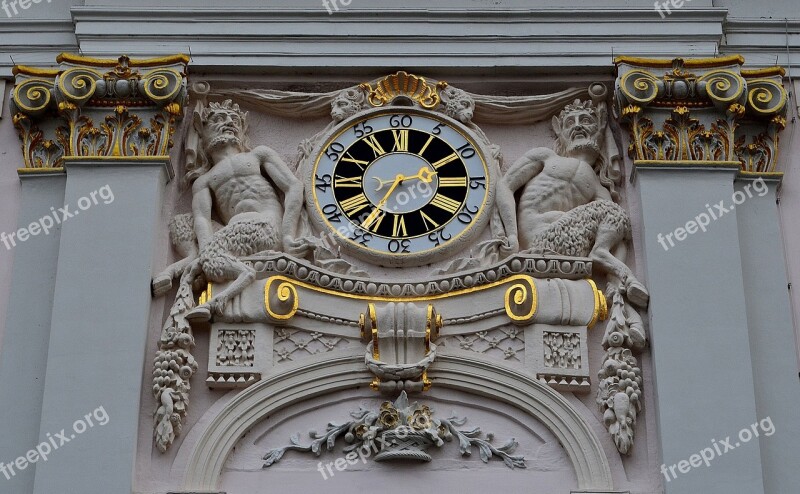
xmin=191 ymin=176 xmax=214 ymax=249
xmin=503 ymin=147 xmax=552 ymax=191
xmin=494 ymin=148 xmax=552 ymax=252
xmin=253 ymin=146 xmax=306 ymax=251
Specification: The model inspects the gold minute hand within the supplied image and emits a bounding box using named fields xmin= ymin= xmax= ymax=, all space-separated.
xmin=375 ymin=174 xmax=404 ymax=210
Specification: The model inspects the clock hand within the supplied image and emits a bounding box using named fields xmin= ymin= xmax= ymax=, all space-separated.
xmin=375 ymin=174 xmax=404 ymax=210
xmin=373 ymin=167 xmax=435 ymax=194
xmin=373 ymin=176 xmax=395 ymax=191
xmin=404 ymin=166 xmax=437 ymax=184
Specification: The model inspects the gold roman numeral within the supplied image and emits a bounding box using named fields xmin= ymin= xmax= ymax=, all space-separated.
xmin=361 ymin=208 xmax=386 ymax=232
xmin=431 ymin=153 xmax=458 ymax=169
xmin=419 ymin=135 xmax=434 ymax=156
xmin=340 ymin=153 xmax=369 ymax=169
xmin=392 ymin=130 xmax=409 ymax=152
xmin=392 ymin=214 xmax=407 ymax=237
xmin=419 ymin=210 xmax=439 ymax=230
xmin=430 ymin=194 xmax=461 ymax=214
xmin=339 ymin=193 xmax=370 ymax=216
xmin=334 ymin=175 xmax=363 ymax=188
xmin=363 ymin=135 xmax=386 ymax=157
xmin=439 ymin=177 xmax=467 ymax=187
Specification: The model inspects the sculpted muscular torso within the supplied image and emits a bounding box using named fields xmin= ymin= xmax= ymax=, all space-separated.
xmin=497 ymin=99 xmax=648 ymax=307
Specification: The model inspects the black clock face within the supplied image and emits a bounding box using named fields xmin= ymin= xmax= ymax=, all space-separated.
xmin=310 ymin=110 xmax=490 ymax=261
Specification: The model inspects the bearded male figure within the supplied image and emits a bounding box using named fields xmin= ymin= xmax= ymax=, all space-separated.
xmin=181 ymin=100 xmax=305 ymax=320
xmin=497 ymin=99 xmax=648 ymax=308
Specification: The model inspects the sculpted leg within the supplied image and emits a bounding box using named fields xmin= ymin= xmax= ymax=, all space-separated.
xmin=591 ymin=226 xmax=649 ymax=307
xmin=187 ymin=256 xmax=256 ymax=321
xmin=152 ymin=255 xmax=196 ymax=297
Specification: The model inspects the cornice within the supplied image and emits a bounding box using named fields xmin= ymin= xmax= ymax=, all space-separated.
xmin=68 ymin=6 xmax=727 ymax=73
xmin=0 ymin=20 xmax=77 ymax=78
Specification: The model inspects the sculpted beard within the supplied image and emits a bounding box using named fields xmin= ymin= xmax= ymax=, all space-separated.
xmin=567 ymin=138 xmax=601 ymax=156
xmin=564 ymin=125 xmax=602 ymax=157
xmin=205 ymin=123 xmax=244 ymax=154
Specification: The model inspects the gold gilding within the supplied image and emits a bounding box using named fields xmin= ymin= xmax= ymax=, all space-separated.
xmin=615 ymin=54 xmax=745 ymax=69
xmin=264 ymin=279 xmax=299 ymax=321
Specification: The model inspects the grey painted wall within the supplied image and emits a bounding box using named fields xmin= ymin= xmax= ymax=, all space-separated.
xmin=31 ymin=160 xmax=167 ymax=494
xmin=635 ymin=165 xmax=765 ymax=494
xmin=0 ymin=172 xmax=64 ymax=493
xmin=735 ymin=176 xmax=800 ymax=494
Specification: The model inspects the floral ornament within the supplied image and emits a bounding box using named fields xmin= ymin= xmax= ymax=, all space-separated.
xmin=409 ymin=408 xmax=432 ymax=430
xmin=378 ymin=402 xmax=400 ymax=429
xmin=263 ymin=391 xmax=526 ymax=469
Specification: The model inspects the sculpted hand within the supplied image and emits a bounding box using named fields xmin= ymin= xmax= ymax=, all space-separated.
xmin=284 ymin=236 xmax=314 ymax=258
xmin=497 ymin=235 xmax=519 ymax=257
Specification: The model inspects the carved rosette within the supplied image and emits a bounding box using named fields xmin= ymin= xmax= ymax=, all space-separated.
xmin=615 ymin=56 xmax=787 ymax=172
xmin=10 ymin=53 xmax=188 ymax=171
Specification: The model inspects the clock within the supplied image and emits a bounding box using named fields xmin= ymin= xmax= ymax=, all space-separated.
xmin=306 ymin=107 xmax=494 ymax=267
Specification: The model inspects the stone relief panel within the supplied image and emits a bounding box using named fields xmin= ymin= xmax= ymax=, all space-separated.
xmin=543 ymin=331 xmax=581 ymax=370
xmin=216 ymin=329 xmax=255 ymax=367
xmin=147 ymin=70 xmax=649 ymax=464
xmin=273 ymin=328 xmax=358 ymax=364
xmin=219 ymin=389 xmax=578 ymax=494
xmin=439 ymin=326 xmax=525 ymax=363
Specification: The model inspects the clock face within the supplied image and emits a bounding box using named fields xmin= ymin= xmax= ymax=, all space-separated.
xmin=308 ymin=108 xmax=493 ymax=267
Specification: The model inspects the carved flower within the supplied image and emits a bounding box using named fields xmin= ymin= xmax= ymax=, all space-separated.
xmin=378 ymin=406 xmax=400 ymax=429
xmin=354 ymin=424 xmax=369 ymax=440
xmin=409 ymin=409 xmax=432 ymax=430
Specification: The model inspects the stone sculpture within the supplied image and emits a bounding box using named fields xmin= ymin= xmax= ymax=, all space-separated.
xmin=151 ymin=99 xmax=305 ymax=452
xmin=496 ymin=97 xmax=648 ymax=308
xmin=263 ymin=391 xmax=526 ymax=468
xmin=182 ymin=100 xmax=306 ymax=320
xmin=494 ymin=93 xmax=650 ymax=454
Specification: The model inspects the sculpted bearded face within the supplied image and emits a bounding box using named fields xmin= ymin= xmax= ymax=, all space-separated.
xmin=331 ymin=89 xmax=366 ymax=122
xmin=201 ymin=103 xmax=247 ymax=154
xmin=553 ymin=100 xmax=606 ymax=158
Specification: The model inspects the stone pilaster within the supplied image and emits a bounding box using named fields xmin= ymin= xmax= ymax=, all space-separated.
xmin=8 ymin=53 xmax=188 ymax=494
xmin=615 ymin=55 xmax=791 ymax=494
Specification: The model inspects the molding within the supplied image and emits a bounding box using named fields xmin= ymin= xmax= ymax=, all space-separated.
xmin=63 ymin=156 xmax=175 ymax=181
xmin=0 ymin=20 xmax=78 ymax=78
xmin=69 ymin=6 xmax=727 ymax=73
xmin=17 ymin=167 xmax=65 ymax=178
xmin=722 ymin=19 xmax=800 ymax=70
xmin=615 ymin=54 xmax=744 ymax=69
xmin=634 ymin=160 xmax=743 ymax=169
xmin=736 ymin=170 xmax=783 ymax=182
xmin=180 ymin=353 xmax=614 ymax=491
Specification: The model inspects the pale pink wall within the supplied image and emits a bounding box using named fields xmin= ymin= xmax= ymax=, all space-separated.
xmin=132 ymin=78 xmax=662 ymax=494
xmin=0 ymin=84 xmax=23 ymax=352
xmin=776 ymin=78 xmax=800 ymax=367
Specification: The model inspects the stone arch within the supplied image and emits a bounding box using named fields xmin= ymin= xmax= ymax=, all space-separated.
xmin=180 ymin=353 xmax=614 ymax=491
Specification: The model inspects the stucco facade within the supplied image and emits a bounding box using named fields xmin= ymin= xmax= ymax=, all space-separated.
xmin=0 ymin=2 xmax=799 ymax=494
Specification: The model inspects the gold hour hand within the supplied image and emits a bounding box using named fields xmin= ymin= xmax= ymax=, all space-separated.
xmin=407 ymin=166 xmax=437 ymax=183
